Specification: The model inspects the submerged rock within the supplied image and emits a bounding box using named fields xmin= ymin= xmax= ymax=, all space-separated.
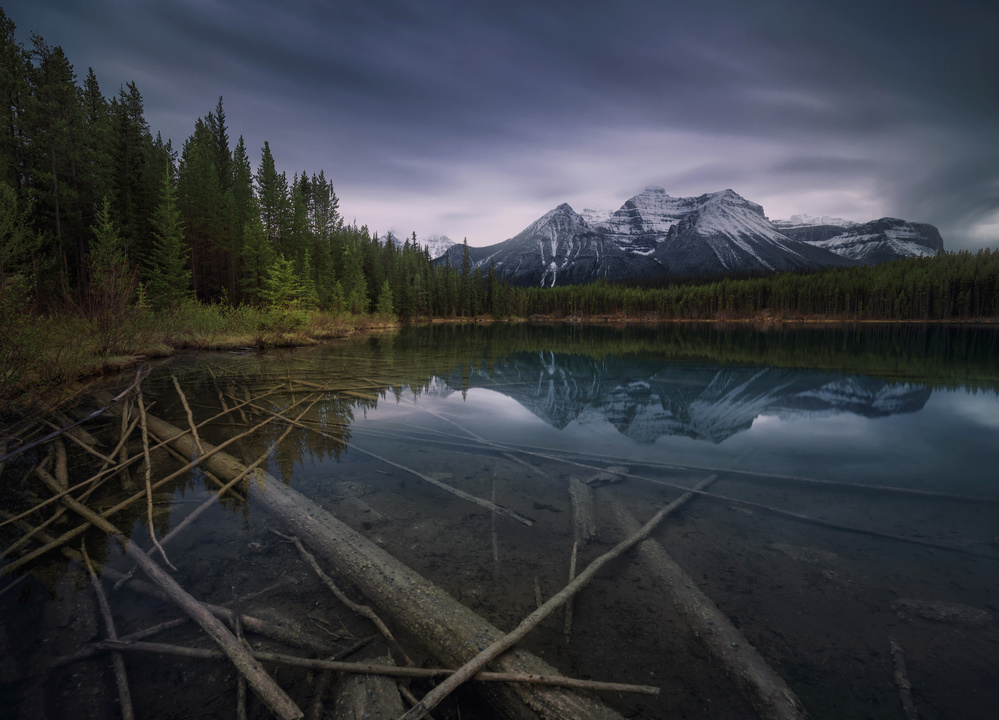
xmin=891 ymin=598 xmax=993 ymax=628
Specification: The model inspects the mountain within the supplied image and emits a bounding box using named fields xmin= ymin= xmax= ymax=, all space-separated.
xmin=441 ymin=187 xmax=943 ymax=286
xmin=379 ymin=233 xmax=456 ymax=259
xmin=420 ymin=234 xmax=457 ymax=259
xmin=776 ymin=217 xmax=944 ymax=264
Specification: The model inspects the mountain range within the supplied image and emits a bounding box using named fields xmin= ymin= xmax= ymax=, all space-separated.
xmin=437 ymin=187 xmax=944 ymax=286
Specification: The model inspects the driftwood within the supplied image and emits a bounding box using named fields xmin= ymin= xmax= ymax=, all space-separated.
xmin=568 ymin=477 xmax=597 ymax=544
xmin=0 ymin=399 xmax=290 ymax=577
xmin=41 ymin=417 xmax=115 ymax=464
xmin=132 ymin=405 xmax=629 ymax=720
xmin=5 ymin=509 xmax=313 ymax=669
xmin=92 ymin=640 xmax=659 ymax=694
xmin=137 ymin=387 xmax=175 ymax=570
xmin=82 ymin=546 xmax=135 ymax=720
xmin=890 ymin=639 xmax=919 ymax=720
xmin=49 ymin=578 xmax=307 ymax=668
xmin=614 ymin=501 xmax=808 ymax=720
xmin=563 ymin=541 xmax=578 ymax=642
xmin=330 ymin=654 xmax=405 ymax=720
xmin=172 ymin=375 xmax=205 ymax=456
xmin=33 ymin=469 xmax=304 ymax=720
xmin=0 ymin=368 xmax=145 ymax=465
xmin=271 ymin=529 xmax=413 ymax=667
xmin=396 ymin=477 xmax=710 ymax=720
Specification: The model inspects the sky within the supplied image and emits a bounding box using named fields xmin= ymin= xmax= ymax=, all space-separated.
xmin=5 ymin=0 xmax=998 ymax=250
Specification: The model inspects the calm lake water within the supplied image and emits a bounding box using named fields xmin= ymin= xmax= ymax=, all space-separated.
xmin=2 ymin=322 xmax=998 ymax=719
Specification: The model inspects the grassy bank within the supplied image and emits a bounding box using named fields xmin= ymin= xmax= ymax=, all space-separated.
xmin=0 ymin=300 xmax=397 ymax=416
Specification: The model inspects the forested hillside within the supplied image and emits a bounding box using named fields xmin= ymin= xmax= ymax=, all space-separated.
xmin=0 ymin=8 xmax=517 ymax=321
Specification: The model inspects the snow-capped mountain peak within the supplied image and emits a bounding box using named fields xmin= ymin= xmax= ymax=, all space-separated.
xmin=437 ymin=186 xmax=943 ymax=287
xmin=773 ymin=214 xmax=859 ymax=228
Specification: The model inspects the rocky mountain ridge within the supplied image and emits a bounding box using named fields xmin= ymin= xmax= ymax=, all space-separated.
xmin=440 ymin=187 xmax=943 ymax=286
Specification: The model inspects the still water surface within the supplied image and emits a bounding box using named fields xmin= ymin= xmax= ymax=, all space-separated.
xmin=2 ymin=323 xmax=998 ymax=719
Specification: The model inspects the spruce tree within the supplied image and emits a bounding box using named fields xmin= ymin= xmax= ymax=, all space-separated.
xmin=261 ymin=254 xmax=301 ymax=308
xmin=146 ymin=168 xmax=191 ymax=309
xmin=375 ymin=278 xmax=394 ymax=317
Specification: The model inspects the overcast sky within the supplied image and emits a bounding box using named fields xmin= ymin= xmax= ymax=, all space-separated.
xmin=6 ymin=0 xmax=997 ymax=249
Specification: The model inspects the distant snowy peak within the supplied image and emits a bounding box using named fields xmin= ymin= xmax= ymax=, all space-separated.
xmin=420 ymin=234 xmax=456 ymax=259
xmin=773 ymin=214 xmax=858 ymax=229
xmin=795 ymin=218 xmax=943 ymax=263
xmin=378 ymin=232 xmax=455 ymax=259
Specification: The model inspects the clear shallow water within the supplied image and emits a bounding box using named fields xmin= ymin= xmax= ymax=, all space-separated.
xmin=2 ymin=323 xmax=998 ymax=719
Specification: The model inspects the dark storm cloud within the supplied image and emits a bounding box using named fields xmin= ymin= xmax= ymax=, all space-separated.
xmin=6 ymin=0 xmax=997 ymax=248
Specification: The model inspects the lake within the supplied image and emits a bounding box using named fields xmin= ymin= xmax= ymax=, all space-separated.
xmin=1 ymin=322 xmax=998 ymax=719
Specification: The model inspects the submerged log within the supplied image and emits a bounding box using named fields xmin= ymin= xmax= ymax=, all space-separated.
xmin=126 ymin=400 xmax=628 ymax=720
xmin=330 ymin=654 xmax=405 ymax=720
xmin=614 ymin=503 xmax=808 ymax=720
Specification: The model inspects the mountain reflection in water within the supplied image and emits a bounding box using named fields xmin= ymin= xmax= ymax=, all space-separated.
xmin=436 ymin=353 xmax=931 ymax=443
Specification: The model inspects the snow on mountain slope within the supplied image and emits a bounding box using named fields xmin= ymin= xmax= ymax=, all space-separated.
xmin=437 ymin=187 xmax=943 ymax=286
xmin=788 ymin=218 xmax=943 ymax=263
xmin=421 ymin=234 xmax=456 ymax=259
xmin=773 ymin=214 xmax=858 ymax=229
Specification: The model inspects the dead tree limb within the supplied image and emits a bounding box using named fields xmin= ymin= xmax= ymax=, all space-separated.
xmin=172 ymin=375 xmax=205 ymax=456
xmin=614 ymin=501 xmax=808 ymax=720
xmin=82 ymin=545 xmax=135 ymax=720
xmin=131 ymin=405 xmax=628 ymax=720
xmin=0 ymin=368 xmax=145 ymax=465
xmin=33 ymin=469 xmax=304 ymax=720
xmin=243 ymin=400 xmax=535 ymax=527
xmin=92 ymin=640 xmax=660 ymax=695
xmin=890 ymin=639 xmax=919 ymax=720
xmin=397 ymin=475 xmax=720 ymax=720
xmin=270 ymin=529 xmax=413 ymax=666
xmin=137 ymin=387 xmax=175 ymax=570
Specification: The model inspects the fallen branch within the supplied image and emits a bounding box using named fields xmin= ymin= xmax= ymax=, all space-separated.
xmin=49 ymin=578 xmax=303 ymax=668
xmin=172 ymin=375 xmax=205 ymax=456
xmin=0 ymin=367 xmax=146 ymax=465
xmin=135 ymin=405 xmax=627 ymax=720
xmin=0 ymin=394 xmax=292 ymax=577
xmin=137 ymin=387 xmax=175 ymax=571
xmin=33 ymin=469 xmax=304 ymax=720
xmin=614 ymin=499 xmax=808 ymax=720
xmin=92 ymin=640 xmax=660 ymax=694
xmin=242 ymin=400 xmax=535 ymax=527
xmin=397 ymin=475 xmax=718 ymax=720
xmin=270 ymin=529 xmax=413 ymax=666
xmin=82 ymin=545 xmax=135 ymax=720
xmin=890 ymin=639 xmax=919 ymax=720
xmin=495 ymin=446 xmax=999 ymax=560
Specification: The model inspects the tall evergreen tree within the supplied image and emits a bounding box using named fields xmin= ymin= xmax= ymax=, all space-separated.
xmin=0 ymin=9 xmax=29 ymax=191
xmin=145 ymin=168 xmax=191 ymax=309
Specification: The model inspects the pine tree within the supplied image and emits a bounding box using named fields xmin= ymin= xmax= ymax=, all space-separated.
xmin=240 ymin=214 xmax=273 ymax=304
xmin=375 ymin=278 xmax=394 ymax=317
xmin=255 ymin=141 xmax=288 ymax=250
xmin=0 ymin=181 xmax=36 ymax=286
xmin=299 ymin=248 xmax=320 ymax=308
xmin=261 ymin=254 xmax=301 ymax=308
xmin=146 ymin=168 xmax=191 ymax=309
xmin=86 ymin=197 xmax=137 ymax=352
